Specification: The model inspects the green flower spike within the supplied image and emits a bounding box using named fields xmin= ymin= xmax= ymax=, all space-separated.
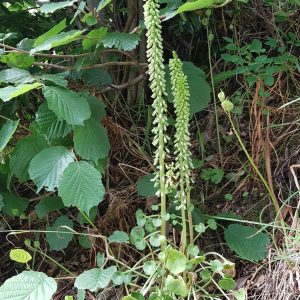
xmin=169 ymin=52 xmax=194 ymax=251
xmin=144 ymin=0 xmax=169 ymax=241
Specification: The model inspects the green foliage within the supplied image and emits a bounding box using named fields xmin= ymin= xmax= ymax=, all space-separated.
xmin=0 ymin=83 xmax=43 ymax=102
xmin=0 ymin=68 xmax=34 ymax=84
xmin=137 ymin=173 xmax=156 ymax=198
xmin=224 ymin=224 xmax=270 ymax=261
xmin=166 ymin=61 xmax=211 ymax=115
xmin=165 ymin=275 xmax=189 ymax=297
xmin=108 ymin=231 xmax=129 ymax=244
xmin=0 ymin=271 xmax=57 ymax=300
xmin=1 ymin=193 xmax=29 ymax=217
xmin=9 ymin=249 xmax=32 ymax=264
xmin=35 ymin=196 xmax=64 ymax=218
xmin=43 ymin=87 xmax=91 ymax=126
xmin=201 ymin=167 xmax=224 ymax=184
xmin=46 ymin=215 xmax=74 ymax=251
xmin=10 ymin=135 xmax=48 ymax=182
xmin=103 ymin=32 xmax=140 ymax=51
xmin=73 ymin=118 xmax=110 ymax=162
xmin=82 ymin=28 xmax=107 ymax=50
xmin=58 ymin=161 xmax=105 ymax=213
xmin=177 ymin=0 xmax=215 ymax=13
xmin=28 ymin=146 xmax=75 ymax=192
xmin=0 ymin=119 xmax=19 ymax=150
xmin=39 ymin=0 xmax=77 ymax=14
xmin=35 ymin=103 xmax=72 ymax=139
xmin=165 ymin=248 xmax=187 ymax=275
xmin=75 ymin=266 xmax=117 ymax=292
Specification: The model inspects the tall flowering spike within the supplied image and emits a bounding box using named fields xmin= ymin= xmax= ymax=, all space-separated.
xmin=144 ymin=0 xmax=168 ymax=192
xmin=169 ymin=52 xmax=193 ymax=208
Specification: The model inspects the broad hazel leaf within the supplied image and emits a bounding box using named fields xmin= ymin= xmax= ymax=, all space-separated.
xmin=40 ymin=0 xmax=77 ymax=14
xmin=74 ymin=118 xmax=110 ymax=162
xmin=0 ymin=68 xmax=35 ymax=84
xmin=35 ymin=196 xmax=64 ymax=219
xmin=31 ymin=30 xmax=84 ymax=53
xmin=46 ymin=215 xmax=74 ymax=251
xmin=82 ymin=28 xmax=107 ymax=50
xmin=36 ymin=102 xmax=72 ymax=139
xmin=224 ymin=224 xmax=270 ymax=262
xmin=10 ymin=135 xmax=48 ymax=182
xmin=75 ymin=266 xmax=117 ymax=292
xmin=0 ymin=271 xmax=57 ymax=300
xmin=43 ymin=86 xmax=91 ymax=125
xmin=37 ymin=71 xmax=69 ymax=88
xmin=34 ymin=19 xmax=67 ymax=47
xmin=165 ymin=61 xmax=211 ymax=115
xmin=0 ymin=119 xmax=19 ymax=151
xmin=0 ymin=83 xmax=43 ymax=102
xmin=58 ymin=161 xmax=105 ymax=214
xmin=1 ymin=193 xmax=29 ymax=217
xmin=28 ymin=146 xmax=75 ymax=192
xmin=103 ymin=32 xmax=140 ymax=51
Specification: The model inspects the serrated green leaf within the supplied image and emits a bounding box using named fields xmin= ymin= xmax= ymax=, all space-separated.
xmin=82 ymin=28 xmax=107 ymax=50
xmin=10 ymin=249 xmax=32 ymax=264
xmin=34 ymin=19 xmax=67 ymax=47
xmin=40 ymin=0 xmax=77 ymax=14
xmin=10 ymin=135 xmax=48 ymax=182
xmin=75 ymin=266 xmax=117 ymax=292
xmin=43 ymin=86 xmax=91 ymax=125
xmin=108 ymin=231 xmax=129 ymax=244
xmin=0 ymin=271 xmax=57 ymax=300
xmin=81 ymin=68 xmax=112 ymax=87
xmin=36 ymin=102 xmax=72 ymax=139
xmin=0 ymin=120 xmax=19 ymax=151
xmin=224 ymin=224 xmax=270 ymax=261
xmin=46 ymin=215 xmax=74 ymax=251
xmin=35 ymin=196 xmax=64 ymax=218
xmin=58 ymin=161 xmax=105 ymax=214
xmin=165 ymin=248 xmax=187 ymax=275
xmin=74 ymin=118 xmax=110 ymax=161
xmin=137 ymin=173 xmax=156 ymax=198
xmin=85 ymin=94 xmax=106 ymax=120
xmin=29 ymin=146 xmax=75 ymax=192
xmin=165 ymin=61 xmax=211 ymax=115
xmin=37 ymin=71 xmax=69 ymax=88
xmin=1 ymin=53 xmax=35 ymax=68
xmin=103 ymin=32 xmax=140 ymax=51
xmin=1 ymin=193 xmax=29 ymax=217
xmin=31 ymin=30 xmax=84 ymax=53
xmin=0 ymin=83 xmax=43 ymax=102
xmin=165 ymin=275 xmax=189 ymax=297
xmin=0 ymin=68 xmax=35 ymax=84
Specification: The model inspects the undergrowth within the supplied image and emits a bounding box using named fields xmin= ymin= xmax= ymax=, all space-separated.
xmin=0 ymin=0 xmax=300 ymax=299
